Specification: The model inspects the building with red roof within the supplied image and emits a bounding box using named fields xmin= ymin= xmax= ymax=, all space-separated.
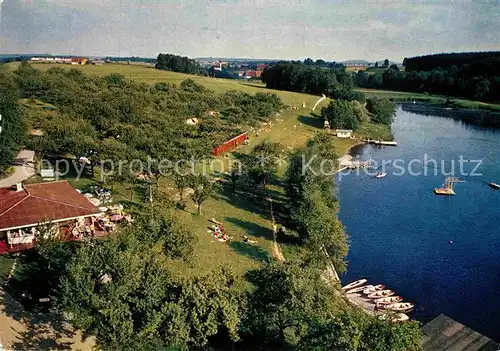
xmin=0 ymin=181 xmax=102 ymax=254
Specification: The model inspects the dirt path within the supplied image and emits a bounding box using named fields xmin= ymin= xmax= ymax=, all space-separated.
xmin=267 ymin=196 xmax=285 ymax=262
xmin=0 ymin=288 xmax=94 ymax=350
xmin=0 ymin=150 xmax=36 ymax=188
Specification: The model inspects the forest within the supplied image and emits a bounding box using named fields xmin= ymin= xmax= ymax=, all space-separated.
xmin=156 ymin=53 xmax=206 ymax=75
xmin=403 ymin=51 xmax=500 ymax=72
xmin=356 ymin=52 xmax=500 ymax=102
xmin=261 ymin=61 xmax=364 ymax=101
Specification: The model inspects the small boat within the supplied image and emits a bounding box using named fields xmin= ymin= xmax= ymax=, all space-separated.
xmin=347 ymin=285 xmax=372 ymax=294
xmin=375 ymin=296 xmax=403 ymax=306
xmin=342 ymin=279 xmax=367 ymax=291
xmin=367 ymin=290 xmax=394 ymax=299
xmin=375 ymin=172 xmax=387 ymax=179
xmin=363 ymin=284 xmax=385 ymax=295
xmin=386 ymin=302 xmax=415 ymax=312
xmin=489 ymin=182 xmax=500 ymax=190
xmin=378 ymin=312 xmax=409 ymax=322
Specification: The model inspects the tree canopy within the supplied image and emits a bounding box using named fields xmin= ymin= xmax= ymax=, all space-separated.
xmin=0 ymin=72 xmax=26 ymax=174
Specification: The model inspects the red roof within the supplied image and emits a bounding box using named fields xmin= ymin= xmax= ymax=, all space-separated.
xmin=0 ymin=181 xmax=100 ymax=231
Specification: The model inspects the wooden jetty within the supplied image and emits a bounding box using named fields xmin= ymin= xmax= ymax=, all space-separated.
xmin=338 ymin=155 xmax=372 ymax=169
xmin=421 ymin=314 xmax=499 ymax=351
xmin=362 ymin=139 xmax=398 ymax=146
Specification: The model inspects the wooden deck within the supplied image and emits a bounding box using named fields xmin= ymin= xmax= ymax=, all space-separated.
xmin=421 ymin=314 xmax=499 ymax=351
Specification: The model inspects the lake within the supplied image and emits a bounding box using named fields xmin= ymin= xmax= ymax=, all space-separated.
xmin=337 ymin=104 xmax=500 ymax=340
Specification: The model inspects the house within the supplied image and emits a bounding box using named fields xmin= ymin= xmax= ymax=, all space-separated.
xmin=0 ymin=181 xmax=103 ymax=254
xmin=244 ymin=70 xmax=262 ymax=79
xmin=335 ymin=129 xmax=353 ymax=138
xmin=71 ymin=57 xmax=88 ymax=65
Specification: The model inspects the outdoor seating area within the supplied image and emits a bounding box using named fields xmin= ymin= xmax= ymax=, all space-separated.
xmin=79 ymin=186 xmax=113 ymax=207
xmin=0 ymin=181 xmax=126 ymax=255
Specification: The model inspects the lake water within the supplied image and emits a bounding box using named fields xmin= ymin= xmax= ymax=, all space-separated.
xmin=337 ymin=104 xmax=500 ymax=340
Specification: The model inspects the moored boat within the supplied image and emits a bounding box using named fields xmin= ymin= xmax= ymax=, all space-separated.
xmin=489 ymin=182 xmax=500 ymax=190
xmin=347 ymin=285 xmax=373 ymax=294
xmin=375 ymin=296 xmax=402 ymax=305
xmin=378 ymin=312 xmax=409 ymax=322
xmin=363 ymin=284 xmax=385 ymax=295
xmin=376 ymin=172 xmax=387 ymax=179
xmin=367 ymin=289 xmax=394 ymax=299
xmin=385 ymin=302 xmax=414 ymax=312
xmin=342 ymin=279 xmax=367 ymax=291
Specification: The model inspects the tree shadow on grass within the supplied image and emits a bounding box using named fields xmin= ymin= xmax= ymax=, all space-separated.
xmin=229 ymin=242 xmax=270 ymax=262
xmin=298 ymin=114 xmax=324 ymax=129
xmin=225 ymin=217 xmax=273 ymax=239
xmin=213 ymin=184 xmax=271 ymax=220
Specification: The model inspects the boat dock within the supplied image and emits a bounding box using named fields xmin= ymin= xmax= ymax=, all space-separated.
xmin=338 ymin=155 xmax=372 ymax=170
xmin=421 ymin=314 xmax=499 ymax=351
xmin=362 ymin=139 xmax=398 ymax=146
xmin=345 ymin=293 xmax=377 ymax=315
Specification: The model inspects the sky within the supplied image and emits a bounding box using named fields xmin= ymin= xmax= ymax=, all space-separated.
xmin=0 ymin=0 xmax=499 ymax=62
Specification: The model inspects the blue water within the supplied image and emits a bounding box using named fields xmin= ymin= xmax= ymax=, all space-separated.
xmin=337 ymin=105 xmax=500 ymax=340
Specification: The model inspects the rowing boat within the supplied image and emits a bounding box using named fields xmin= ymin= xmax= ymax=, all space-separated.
xmin=385 ymin=302 xmax=414 ymax=312
xmin=375 ymin=296 xmax=402 ymax=305
xmin=363 ymin=284 xmax=385 ymax=294
xmin=342 ymin=279 xmax=367 ymax=291
xmin=367 ymin=289 xmax=394 ymax=299
xmin=347 ymin=285 xmax=373 ymax=294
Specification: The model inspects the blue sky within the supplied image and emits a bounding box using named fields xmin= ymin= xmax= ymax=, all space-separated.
xmin=0 ymin=0 xmax=499 ymax=62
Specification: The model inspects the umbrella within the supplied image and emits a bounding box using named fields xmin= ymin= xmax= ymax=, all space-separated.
xmin=109 ymin=214 xmax=124 ymax=222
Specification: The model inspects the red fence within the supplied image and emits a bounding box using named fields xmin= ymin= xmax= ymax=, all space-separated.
xmin=211 ymin=132 xmax=248 ymax=156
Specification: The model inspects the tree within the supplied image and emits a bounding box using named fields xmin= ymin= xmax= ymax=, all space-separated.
xmin=0 ymin=73 xmax=26 ymax=174
xmin=375 ymin=62 xmax=379 ymax=68
xmin=242 ymin=261 xmax=340 ymax=347
xmin=59 ymin=224 xmax=240 ymax=350
xmin=366 ymin=97 xmax=396 ymax=126
xmin=298 ymin=313 xmax=365 ymax=351
xmin=298 ymin=312 xmax=422 ymax=351
xmin=384 ymin=59 xmax=390 ymax=67
xmin=174 ymin=173 xmax=189 ymax=203
xmin=188 ymin=174 xmax=218 ymax=215
xmin=245 ymin=141 xmax=283 ymax=187
xmin=360 ymin=318 xmax=421 ymax=351
xmin=229 ymin=169 xmax=240 ymax=192
xmin=321 ymin=100 xmax=361 ymax=130
xmin=131 ymin=210 xmax=197 ymax=260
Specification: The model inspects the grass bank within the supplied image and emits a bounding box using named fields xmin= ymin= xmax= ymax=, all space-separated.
xmin=356 ymin=87 xmax=500 ymax=111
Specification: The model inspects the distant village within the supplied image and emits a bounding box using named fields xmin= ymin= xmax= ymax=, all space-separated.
xmin=25 ymin=56 xmax=381 ymax=80
xmin=29 ymin=56 xmax=104 ymax=65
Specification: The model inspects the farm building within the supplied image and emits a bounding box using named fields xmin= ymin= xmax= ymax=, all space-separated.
xmin=211 ymin=132 xmax=248 ymax=156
